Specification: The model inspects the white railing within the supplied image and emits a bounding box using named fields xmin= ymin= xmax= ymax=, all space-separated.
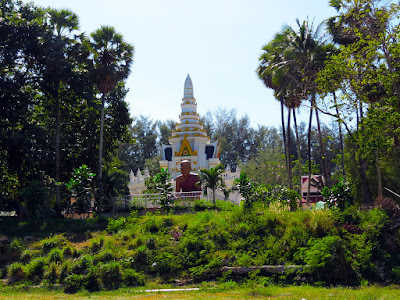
xmin=113 ymin=191 xmax=203 ymax=210
xmin=113 ymin=190 xmax=243 ymax=211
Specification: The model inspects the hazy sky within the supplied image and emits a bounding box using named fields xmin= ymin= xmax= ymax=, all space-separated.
xmin=22 ymin=0 xmax=337 ymax=128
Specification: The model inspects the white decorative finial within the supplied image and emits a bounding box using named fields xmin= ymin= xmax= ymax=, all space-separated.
xmin=184 ymin=74 xmax=194 ymax=98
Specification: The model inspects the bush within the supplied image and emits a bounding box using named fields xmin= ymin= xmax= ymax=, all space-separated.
xmin=71 ymin=255 xmax=93 ymax=275
xmin=93 ymin=250 xmax=116 ymax=265
xmin=25 ymin=257 xmax=46 ymax=283
xmin=62 ymin=245 xmax=79 ymax=258
xmin=48 ymin=248 xmax=64 ymax=263
xmin=296 ymin=236 xmax=356 ymax=284
xmin=193 ymin=199 xmax=213 ymax=211
xmin=41 ymin=236 xmax=67 ymax=254
xmin=97 ymin=261 xmax=122 ymax=290
xmin=64 ymin=274 xmax=83 ymax=294
xmin=44 ymin=262 xmax=59 ymax=284
xmin=20 ymin=180 xmax=48 ymax=219
xmin=59 ymin=262 xmax=71 ymax=283
xmin=82 ymin=272 xmax=101 ymax=292
xmin=153 ymin=251 xmax=183 ymax=277
xmin=7 ymin=262 xmax=25 ymax=283
xmin=88 ymin=236 xmax=105 ymax=253
xmin=321 ymin=178 xmax=354 ymax=210
xmin=106 ymin=217 xmax=126 ymax=233
xmin=131 ymin=245 xmax=150 ymax=272
xmin=122 ymin=268 xmax=145 ymax=287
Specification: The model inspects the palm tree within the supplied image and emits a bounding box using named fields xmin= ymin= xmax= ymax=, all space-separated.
xmin=286 ymin=19 xmax=335 ymax=192
xmin=199 ymin=164 xmax=226 ymax=208
xmin=90 ymin=26 xmax=134 ymax=180
xmin=257 ymin=26 xmax=303 ymax=193
xmin=47 ymin=9 xmax=79 ymax=205
xmin=258 ymin=19 xmax=334 ymax=204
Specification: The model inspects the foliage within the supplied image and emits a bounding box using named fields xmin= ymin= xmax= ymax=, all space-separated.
xmin=63 ymin=274 xmax=83 ymax=294
xmin=96 ymin=261 xmax=122 ymax=290
xmin=233 ymin=173 xmax=255 ymax=209
xmin=0 ymin=0 xmax=133 ymax=212
xmin=199 ymin=164 xmax=226 ymax=207
xmin=321 ymin=177 xmax=354 ymax=210
xmin=1 ymin=204 xmax=400 ymax=289
xmin=25 ymin=257 xmax=46 ymax=284
xmin=7 ymin=262 xmax=25 ymax=283
xmin=106 ymin=216 xmax=126 ymax=233
xmin=233 ymin=174 xmax=300 ymax=210
xmin=19 ymin=180 xmax=49 ymax=219
xmin=65 ymin=165 xmax=95 ymax=215
xmin=144 ymin=168 xmax=174 ymax=211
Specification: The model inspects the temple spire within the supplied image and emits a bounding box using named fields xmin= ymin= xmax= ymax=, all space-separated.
xmin=184 ymin=74 xmax=194 ymax=98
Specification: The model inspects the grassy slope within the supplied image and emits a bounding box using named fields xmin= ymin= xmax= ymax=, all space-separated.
xmin=0 ymin=201 xmax=399 ymax=292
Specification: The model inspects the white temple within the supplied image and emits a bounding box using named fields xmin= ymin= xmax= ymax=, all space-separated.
xmin=159 ymin=74 xmax=221 ymax=178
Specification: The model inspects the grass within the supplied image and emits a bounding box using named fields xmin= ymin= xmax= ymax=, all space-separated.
xmin=0 ymin=203 xmax=398 ymax=294
xmin=1 ymin=285 xmax=400 ymax=299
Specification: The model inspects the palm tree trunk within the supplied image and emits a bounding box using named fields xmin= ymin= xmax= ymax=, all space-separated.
xmin=98 ymin=95 xmax=106 ymax=180
xmin=307 ymin=105 xmax=313 ymax=206
xmin=55 ymin=89 xmax=61 ymax=206
xmin=212 ymin=188 xmax=216 ymax=208
xmin=314 ymin=97 xmax=330 ymax=188
xmin=287 ymin=108 xmax=293 ymax=190
xmin=333 ymin=92 xmax=345 ymax=179
xmin=293 ymin=109 xmax=302 ymax=208
xmin=281 ymin=101 xmax=288 ymax=175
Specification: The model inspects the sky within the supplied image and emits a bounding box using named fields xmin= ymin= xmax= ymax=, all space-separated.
xmin=22 ymin=0 xmax=337 ymax=128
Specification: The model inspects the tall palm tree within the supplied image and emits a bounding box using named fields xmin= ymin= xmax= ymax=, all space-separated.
xmin=90 ymin=26 xmax=134 ymax=180
xmin=258 ymin=19 xmax=334 ymax=204
xmin=257 ymin=27 xmax=302 ymax=193
xmin=199 ymin=164 xmax=226 ymax=208
xmin=286 ymin=19 xmax=335 ymax=191
xmin=47 ymin=9 xmax=79 ymax=205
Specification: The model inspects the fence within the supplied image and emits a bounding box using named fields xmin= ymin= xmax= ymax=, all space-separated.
xmin=113 ymin=189 xmax=243 ymax=211
xmin=113 ymin=191 xmax=203 ymax=211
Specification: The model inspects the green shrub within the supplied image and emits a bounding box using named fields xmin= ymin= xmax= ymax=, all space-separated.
xmin=163 ymin=217 xmax=174 ymax=228
xmin=25 ymin=257 xmax=46 ymax=283
xmin=93 ymin=250 xmax=116 ymax=265
xmin=59 ymin=262 xmax=71 ymax=283
xmin=41 ymin=236 xmax=67 ymax=253
xmin=20 ymin=180 xmax=49 ymax=219
xmin=321 ymin=177 xmax=354 ymax=210
xmin=130 ymin=245 xmax=150 ymax=272
xmin=62 ymin=245 xmax=79 ymax=258
xmin=20 ymin=250 xmax=34 ymax=262
xmin=144 ymin=216 xmax=161 ymax=233
xmin=106 ymin=217 xmax=126 ymax=233
xmin=390 ymin=266 xmax=400 ymax=282
xmin=88 ymin=236 xmax=105 ymax=253
xmin=9 ymin=238 xmax=25 ymax=253
xmin=122 ymin=268 xmax=145 ymax=287
xmin=48 ymin=248 xmax=64 ymax=263
xmin=71 ymin=255 xmax=93 ymax=275
xmin=97 ymin=261 xmax=122 ymax=290
xmin=153 ymin=251 xmax=182 ymax=277
xmin=7 ymin=262 xmax=25 ymax=283
xmin=64 ymin=274 xmax=83 ymax=294
xmin=44 ymin=262 xmax=59 ymax=284
xmin=82 ymin=273 xmax=101 ymax=292
xmin=296 ymin=236 xmax=356 ymax=284
xmin=193 ymin=199 xmax=213 ymax=211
